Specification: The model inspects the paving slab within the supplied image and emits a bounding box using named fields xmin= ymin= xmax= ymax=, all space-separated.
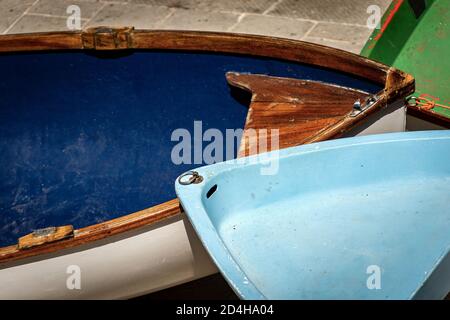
xmin=0 ymin=0 xmax=35 ymax=33
xmin=87 ymin=3 xmax=172 ymax=29
xmin=158 ymin=8 xmax=239 ymax=32
xmin=29 ymin=0 xmax=104 ymax=20
xmin=8 ymin=14 xmax=86 ymax=34
xmin=131 ymin=0 xmax=275 ymax=14
xmin=231 ymin=14 xmax=315 ymax=40
xmin=268 ymin=0 xmax=391 ymax=26
xmin=308 ymin=22 xmax=373 ymax=43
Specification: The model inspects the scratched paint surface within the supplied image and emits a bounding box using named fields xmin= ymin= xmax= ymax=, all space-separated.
xmin=392 ymin=0 xmax=450 ymax=117
xmin=362 ymin=0 xmax=450 ymax=117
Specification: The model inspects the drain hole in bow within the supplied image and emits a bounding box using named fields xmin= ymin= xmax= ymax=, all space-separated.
xmin=206 ymin=184 xmax=218 ymax=199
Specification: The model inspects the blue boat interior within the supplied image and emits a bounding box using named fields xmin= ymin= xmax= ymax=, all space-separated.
xmin=176 ymin=131 xmax=450 ymax=299
xmin=0 ymin=50 xmax=381 ymax=247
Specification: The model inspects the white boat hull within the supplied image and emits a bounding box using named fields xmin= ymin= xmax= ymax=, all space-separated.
xmin=0 ymin=214 xmax=217 ymax=299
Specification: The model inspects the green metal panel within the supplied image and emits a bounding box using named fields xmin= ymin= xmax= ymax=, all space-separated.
xmin=362 ymin=0 xmax=450 ymax=118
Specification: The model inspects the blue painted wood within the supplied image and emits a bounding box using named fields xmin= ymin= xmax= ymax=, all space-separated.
xmin=0 ymin=50 xmax=380 ymax=247
xmin=176 ymin=131 xmax=450 ymax=299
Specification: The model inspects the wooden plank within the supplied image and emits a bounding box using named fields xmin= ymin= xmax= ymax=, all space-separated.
xmin=226 ymin=72 xmax=370 ymax=156
xmin=0 ymin=32 xmax=82 ymax=52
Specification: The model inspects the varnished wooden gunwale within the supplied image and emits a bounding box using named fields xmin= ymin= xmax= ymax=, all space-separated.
xmin=0 ymin=199 xmax=181 ymax=262
xmin=407 ymin=105 xmax=450 ymax=129
xmin=0 ymin=29 xmax=403 ymax=85
xmin=0 ymin=28 xmax=414 ymax=264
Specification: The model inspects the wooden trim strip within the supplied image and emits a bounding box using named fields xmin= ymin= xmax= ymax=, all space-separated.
xmin=0 ymin=32 xmax=82 ymax=52
xmin=0 ymin=28 xmax=390 ymax=83
xmin=0 ymin=199 xmax=181 ymax=263
xmin=407 ymin=105 xmax=450 ymax=128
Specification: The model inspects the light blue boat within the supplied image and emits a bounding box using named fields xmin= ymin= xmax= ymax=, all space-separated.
xmin=175 ymin=131 xmax=450 ymax=300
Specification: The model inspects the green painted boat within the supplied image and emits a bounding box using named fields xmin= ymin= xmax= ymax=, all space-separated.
xmin=361 ymin=0 xmax=450 ymax=128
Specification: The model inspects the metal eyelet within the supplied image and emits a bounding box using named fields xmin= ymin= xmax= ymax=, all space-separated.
xmin=178 ymin=171 xmax=204 ymax=185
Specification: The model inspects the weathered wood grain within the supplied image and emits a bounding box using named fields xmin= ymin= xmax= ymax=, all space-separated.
xmin=226 ymin=72 xmax=370 ymax=156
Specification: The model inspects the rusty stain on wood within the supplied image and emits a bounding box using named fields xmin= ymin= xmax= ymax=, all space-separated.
xmin=18 ymin=226 xmax=74 ymax=250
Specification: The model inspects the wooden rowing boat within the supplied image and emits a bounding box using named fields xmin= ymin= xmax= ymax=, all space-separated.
xmin=176 ymin=131 xmax=450 ymax=299
xmin=0 ymin=27 xmax=418 ymax=299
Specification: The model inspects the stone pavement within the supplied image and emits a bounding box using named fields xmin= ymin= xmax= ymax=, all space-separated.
xmin=1 ymin=0 xmax=391 ymax=53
